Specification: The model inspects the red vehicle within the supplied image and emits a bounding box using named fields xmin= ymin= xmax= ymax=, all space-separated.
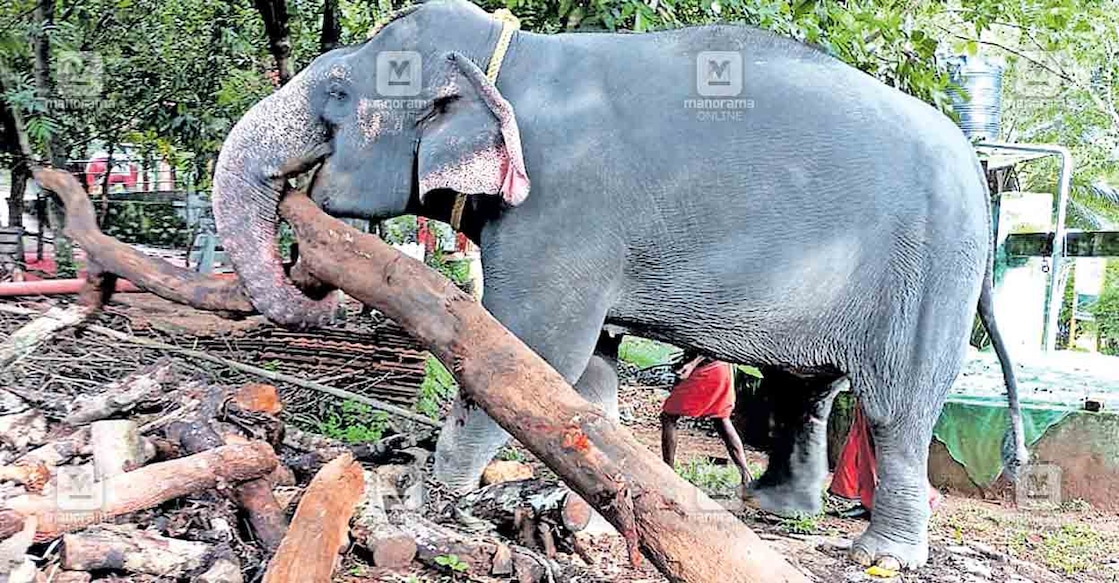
xmin=84 ymin=151 xmax=139 ymax=191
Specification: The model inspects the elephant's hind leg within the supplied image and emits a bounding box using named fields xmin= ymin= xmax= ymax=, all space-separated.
xmin=748 ymin=370 xmax=846 ymax=517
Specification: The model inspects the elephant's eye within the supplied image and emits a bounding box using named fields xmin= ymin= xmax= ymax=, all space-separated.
xmin=328 ymin=88 xmax=347 ymax=100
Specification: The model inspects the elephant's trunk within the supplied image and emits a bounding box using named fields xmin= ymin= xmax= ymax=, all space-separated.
xmin=211 ymin=72 xmax=337 ymax=327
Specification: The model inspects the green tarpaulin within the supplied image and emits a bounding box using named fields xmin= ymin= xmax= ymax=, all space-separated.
xmin=932 ymin=396 xmax=1071 ymax=486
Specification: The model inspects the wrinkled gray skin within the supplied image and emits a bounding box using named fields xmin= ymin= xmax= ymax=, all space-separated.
xmin=211 ymin=0 xmax=1028 ymax=569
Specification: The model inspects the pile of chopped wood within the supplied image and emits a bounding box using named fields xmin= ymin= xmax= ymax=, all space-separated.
xmin=0 ymin=352 xmax=601 ymax=582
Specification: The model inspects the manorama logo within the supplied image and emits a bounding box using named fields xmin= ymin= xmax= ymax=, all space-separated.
xmin=686 ymin=51 xmax=754 ymax=121
xmin=373 ymin=51 xmax=425 ymax=111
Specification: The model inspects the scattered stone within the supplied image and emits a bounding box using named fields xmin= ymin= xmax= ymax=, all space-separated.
xmin=946 ymin=545 xmax=977 ymax=556
xmin=958 ymin=557 xmax=992 ymax=579
xmin=967 ymin=541 xmax=1008 ymax=562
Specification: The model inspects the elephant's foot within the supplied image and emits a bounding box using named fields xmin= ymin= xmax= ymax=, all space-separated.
xmin=849 ymin=525 xmax=928 ymax=570
xmin=746 ymin=481 xmax=823 ymax=518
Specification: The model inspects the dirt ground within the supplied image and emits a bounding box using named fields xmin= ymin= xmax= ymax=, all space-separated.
xmin=4 ymin=297 xmax=1118 ymax=582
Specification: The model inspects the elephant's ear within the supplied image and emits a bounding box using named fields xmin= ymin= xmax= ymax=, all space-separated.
xmin=417 ymin=53 xmax=530 ymax=206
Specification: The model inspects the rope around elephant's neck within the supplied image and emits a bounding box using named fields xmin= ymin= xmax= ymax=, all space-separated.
xmin=449 ymin=9 xmax=521 ymax=231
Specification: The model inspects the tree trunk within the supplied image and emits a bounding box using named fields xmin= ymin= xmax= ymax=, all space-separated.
xmin=32 ymin=0 xmax=77 ymax=277
xmin=320 ymin=0 xmax=340 ymax=53
xmin=253 ymin=0 xmax=295 ymax=86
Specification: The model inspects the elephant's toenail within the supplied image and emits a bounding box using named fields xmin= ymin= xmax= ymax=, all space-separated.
xmin=875 ymin=556 xmax=902 ymax=572
xmin=849 ymin=546 xmax=874 ymax=566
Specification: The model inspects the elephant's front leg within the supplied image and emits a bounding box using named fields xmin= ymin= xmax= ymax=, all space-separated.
xmin=749 ymin=372 xmax=846 ymax=517
xmin=433 ymin=347 xmax=620 ymax=491
xmin=433 ymin=252 xmax=620 ymax=492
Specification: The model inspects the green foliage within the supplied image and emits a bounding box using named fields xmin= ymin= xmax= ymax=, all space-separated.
xmin=102 ymin=200 xmax=189 ymax=247
xmin=1091 ymin=260 xmax=1119 ymax=355
xmin=426 ymin=247 xmax=472 ymax=288
xmin=433 ymin=553 xmax=470 ymax=573
xmin=675 ymin=456 xmax=748 ymax=495
xmin=618 ymin=336 xmax=679 ymax=368
xmin=496 ymin=445 xmax=527 ymax=462
xmin=778 ymin=514 xmax=820 ymax=535
xmin=416 ymin=356 xmax=457 ymax=420
xmin=317 ymin=399 xmax=390 ymax=443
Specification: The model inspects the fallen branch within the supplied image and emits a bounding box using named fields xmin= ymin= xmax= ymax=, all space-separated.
xmin=33 ymin=168 xmax=255 ymax=315
xmin=0 ymin=305 xmax=93 ymax=368
xmin=401 ymin=511 xmax=552 ymax=582
xmin=61 ymin=524 xmax=211 ymax=577
xmin=6 ymin=441 xmax=277 ymax=538
xmin=166 ymin=419 xmax=289 ymax=554
xmin=0 ymin=303 xmax=438 ymax=428
xmin=262 ymin=453 xmax=364 ymax=583
xmin=65 ymin=359 xmax=177 ymax=425
xmin=457 ymin=479 xmax=592 ymax=543
xmin=279 ymin=191 xmax=810 ymax=582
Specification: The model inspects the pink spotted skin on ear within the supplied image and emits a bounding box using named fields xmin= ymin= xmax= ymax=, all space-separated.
xmin=419 ymin=146 xmax=506 ymax=197
xmin=474 ymin=82 xmax=530 ymax=206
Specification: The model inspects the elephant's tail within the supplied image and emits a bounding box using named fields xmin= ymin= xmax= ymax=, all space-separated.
xmin=976 ymin=166 xmax=1030 ymax=481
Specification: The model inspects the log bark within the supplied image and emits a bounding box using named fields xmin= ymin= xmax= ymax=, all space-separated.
xmin=60 ymin=524 xmax=211 ymax=577
xmin=90 ymin=420 xmax=144 ymax=478
xmin=6 ymin=442 xmax=277 ymax=538
xmin=0 ymin=460 xmax=50 ymax=493
xmin=351 ymin=470 xmax=416 ymax=568
xmin=278 ymin=191 xmax=811 ymax=582
xmin=0 ymin=409 xmax=48 ymax=451
xmin=400 ymin=512 xmax=550 ymax=582
xmin=18 ymin=427 xmax=90 ymax=467
xmin=262 ymin=453 xmax=363 ymax=583
xmin=0 ymin=509 xmax=24 ymax=541
xmin=458 ymin=479 xmax=592 ymax=539
xmin=31 ymin=169 xmax=255 ymax=314
xmin=166 ymin=419 xmax=289 ymax=554
xmin=66 ymin=360 xmax=177 ymax=425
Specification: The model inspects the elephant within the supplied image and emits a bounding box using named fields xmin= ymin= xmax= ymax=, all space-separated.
xmin=210 ymin=0 xmax=1028 ymax=569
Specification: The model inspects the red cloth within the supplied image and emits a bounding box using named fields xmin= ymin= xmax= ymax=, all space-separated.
xmin=829 ymin=404 xmax=941 ymax=511
xmin=661 ymin=360 xmax=735 ymax=419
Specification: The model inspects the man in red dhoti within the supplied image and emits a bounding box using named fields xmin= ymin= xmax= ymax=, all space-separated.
xmin=661 ymin=353 xmax=753 ymax=489
xmin=830 ymin=402 xmax=941 ymax=514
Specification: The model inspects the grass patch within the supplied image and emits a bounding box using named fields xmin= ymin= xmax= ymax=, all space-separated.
xmin=777 ymin=514 xmax=820 ymax=535
xmin=1011 ymin=523 xmax=1108 ymax=575
xmin=675 ymin=457 xmax=751 ymax=498
xmin=618 ymin=337 xmax=679 ymax=368
xmin=317 ymin=400 xmax=390 ymax=444
xmin=416 ymin=356 xmax=457 ymax=420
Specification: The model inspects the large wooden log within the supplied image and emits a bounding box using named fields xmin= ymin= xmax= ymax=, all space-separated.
xmin=279 ymin=192 xmax=810 ymax=582
xmin=262 ymin=453 xmax=364 ymax=583
xmin=61 ymin=524 xmax=211 ymax=577
xmin=31 ymin=167 xmax=808 ymax=581
xmin=5 ymin=442 xmax=277 ymax=538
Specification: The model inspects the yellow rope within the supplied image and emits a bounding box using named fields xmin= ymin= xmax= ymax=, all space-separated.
xmin=485 ymin=9 xmax=521 ymax=83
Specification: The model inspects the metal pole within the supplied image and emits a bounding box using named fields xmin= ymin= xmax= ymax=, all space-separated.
xmin=976 ymin=142 xmax=1073 ymax=352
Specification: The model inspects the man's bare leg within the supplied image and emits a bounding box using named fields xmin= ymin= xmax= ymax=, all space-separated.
xmin=661 ymin=412 xmax=680 ymax=468
xmin=715 ymin=417 xmax=753 ymax=488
